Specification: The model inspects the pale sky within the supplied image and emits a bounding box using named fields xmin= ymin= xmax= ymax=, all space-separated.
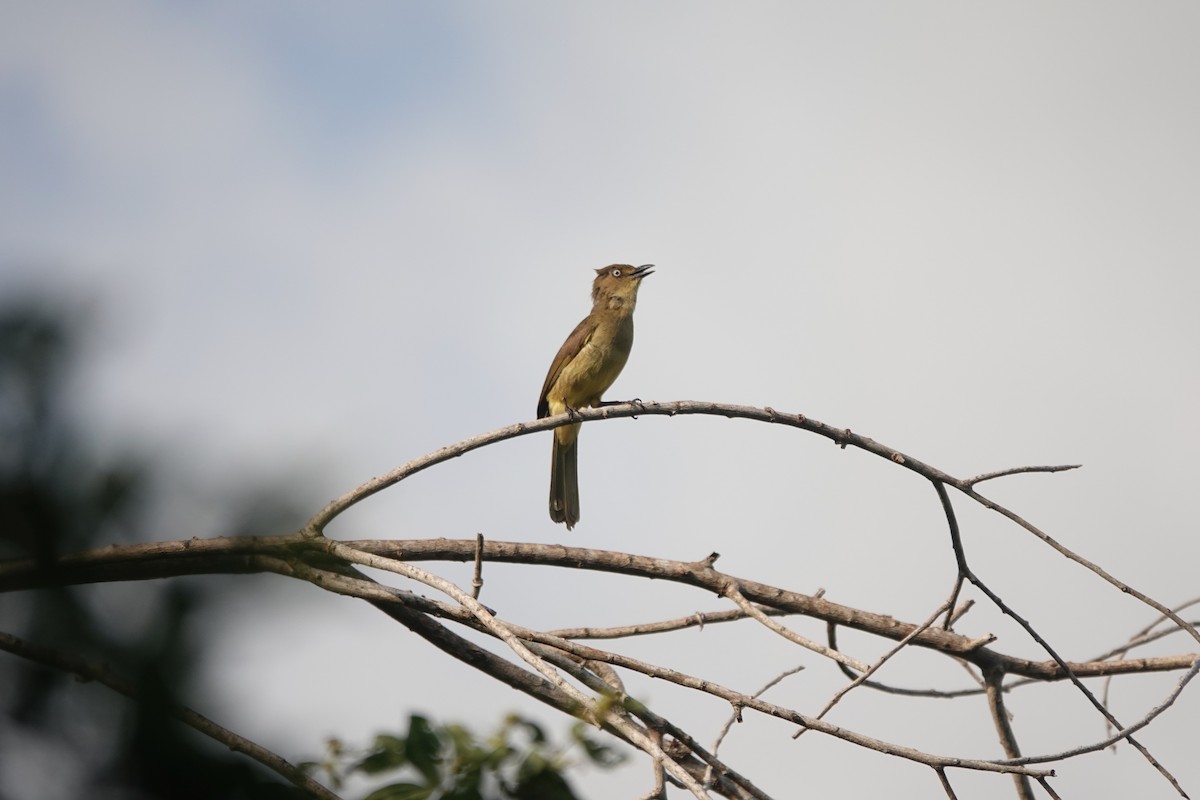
xmin=2 ymin=3 xmax=1199 ymax=798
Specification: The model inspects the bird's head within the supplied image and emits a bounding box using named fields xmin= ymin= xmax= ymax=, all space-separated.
xmin=591 ymin=263 xmax=654 ymax=311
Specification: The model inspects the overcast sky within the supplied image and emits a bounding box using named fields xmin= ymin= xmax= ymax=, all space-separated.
xmin=3 ymin=3 xmax=1199 ymax=798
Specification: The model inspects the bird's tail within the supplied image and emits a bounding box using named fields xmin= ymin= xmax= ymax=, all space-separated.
xmin=549 ymin=435 xmax=579 ymax=530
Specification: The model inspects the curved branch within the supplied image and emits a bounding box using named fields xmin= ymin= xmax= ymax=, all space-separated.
xmin=302 ymin=400 xmax=1198 ymax=648
xmin=303 ymin=401 xmax=958 ymax=532
xmin=4 ymin=535 xmax=1194 ymax=682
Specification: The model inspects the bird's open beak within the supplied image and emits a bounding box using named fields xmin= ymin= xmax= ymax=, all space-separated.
xmin=632 ymin=264 xmax=655 ymax=278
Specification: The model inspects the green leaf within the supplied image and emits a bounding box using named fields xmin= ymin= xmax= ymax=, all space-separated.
xmin=441 ymin=786 xmax=485 ymax=800
xmin=512 ymin=763 xmax=577 ymax=800
xmin=363 ymin=783 xmax=433 ymax=800
xmin=483 ymin=743 xmax=513 ymax=770
xmin=405 ymin=714 xmax=443 ymax=785
xmin=509 ymin=716 xmax=548 ymax=745
xmin=444 ymin=723 xmax=476 ymax=752
xmin=517 ymin=751 xmax=550 ymax=782
xmin=445 ymin=751 xmax=485 ymax=794
xmin=571 ymin=722 xmax=626 ymax=767
xmin=355 ymin=734 xmax=408 ymax=775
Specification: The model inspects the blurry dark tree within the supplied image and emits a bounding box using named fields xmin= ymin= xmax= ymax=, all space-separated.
xmin=0 ymin=295 xmax=306 ymax=798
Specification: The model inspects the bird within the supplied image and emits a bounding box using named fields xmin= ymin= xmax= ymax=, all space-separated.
xmin=537 ymin=263 xmax=654 ymax=529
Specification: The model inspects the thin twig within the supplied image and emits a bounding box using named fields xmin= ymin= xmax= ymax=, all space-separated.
xmin=639 ymin=729 xmax=667 ymax=800
xmin=1001 ymin=657 xmax=1200 ymax=765
xmin=964 ymin=464 xmax=1082 ymax=487
xmin=933 ymin=481 xmax=1190 ymax=798
xmin=1097 ymin=599 xmax=1200 ymax=743
xmin=942 ymin=574 xmax=967 ymax=630
xmin=984 ymin=667 xmax=1035 ymax=800
xmin=795 ymin=596 xmax=955 ymax=738
xmin=935 ymin=767 xmax=959 ymax=800
xmin=1036 ymin=776 xmax=1064 ymax=800
xmin=722 ymin=582 xmax=869 ymax=672
xmin=548 ymin=606 xmax=798 ymax=639
xmin=959 ymin=482 xmax=1200 ymax=648
xmin=1094 ymin=618 xmax=1200 ymax=664
xmin=471 ymin=532 xmax=484 ymax=600
xmin=710 ymin=665 xmax=805 ymax=765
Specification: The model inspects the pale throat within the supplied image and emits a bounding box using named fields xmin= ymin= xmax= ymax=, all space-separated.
xmin=602 ymin=294 xmax=635 ymax=313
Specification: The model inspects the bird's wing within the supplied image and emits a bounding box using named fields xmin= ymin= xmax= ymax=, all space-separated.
xmin=537 ymin=315 xmax=598 ymax=418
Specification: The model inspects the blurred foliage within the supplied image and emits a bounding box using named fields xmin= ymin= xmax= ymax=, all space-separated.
xmin=307 ymin=713 xmax=624 ymax=800
xmin=0 ymin=295 xmax=310 ymax=798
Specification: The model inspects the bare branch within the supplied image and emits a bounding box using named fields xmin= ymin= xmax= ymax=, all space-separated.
xmin=984 ymin=667 xmax=1035 ymax=800
xmin=965 ymin=464 xmax=1082 ymax=487
xmin=5 ymin=536 xmax=1193 ymax=682
xmin=709 ymin=665 xmax=804 ymax=767
xmin=722 ymin=582 xmax=869 ymax=672
xmin=796 ymin=596 xmax=955 ymax=738
xmin=301 ymin=400 xmax=961 ymax=532
xmin=935 ymin=767 xmax=959 ymax=800
xmin=960 ymin=481 xmax=1200 ymax=648
xmin=1036 ymin=776 xmax=1064 ymax=800
xmin=548 ymin=606 xmax=799 ymax=640
xmin=471 ymin=532 xmax=485 ymax=600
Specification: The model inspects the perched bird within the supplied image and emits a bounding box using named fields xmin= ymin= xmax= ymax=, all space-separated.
xmin=537 ymin=264 xmax=654 ymax=529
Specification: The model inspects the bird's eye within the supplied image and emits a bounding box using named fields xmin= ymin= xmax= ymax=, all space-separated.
xmin=611 ymin=269 xmax=622 ymax=277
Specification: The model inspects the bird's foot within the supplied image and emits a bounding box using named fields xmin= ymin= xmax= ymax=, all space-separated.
xmin=597 ymin=397 xmax=644 ymax=408
xmin=597 ymin=398 xmax=645 ymax=417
